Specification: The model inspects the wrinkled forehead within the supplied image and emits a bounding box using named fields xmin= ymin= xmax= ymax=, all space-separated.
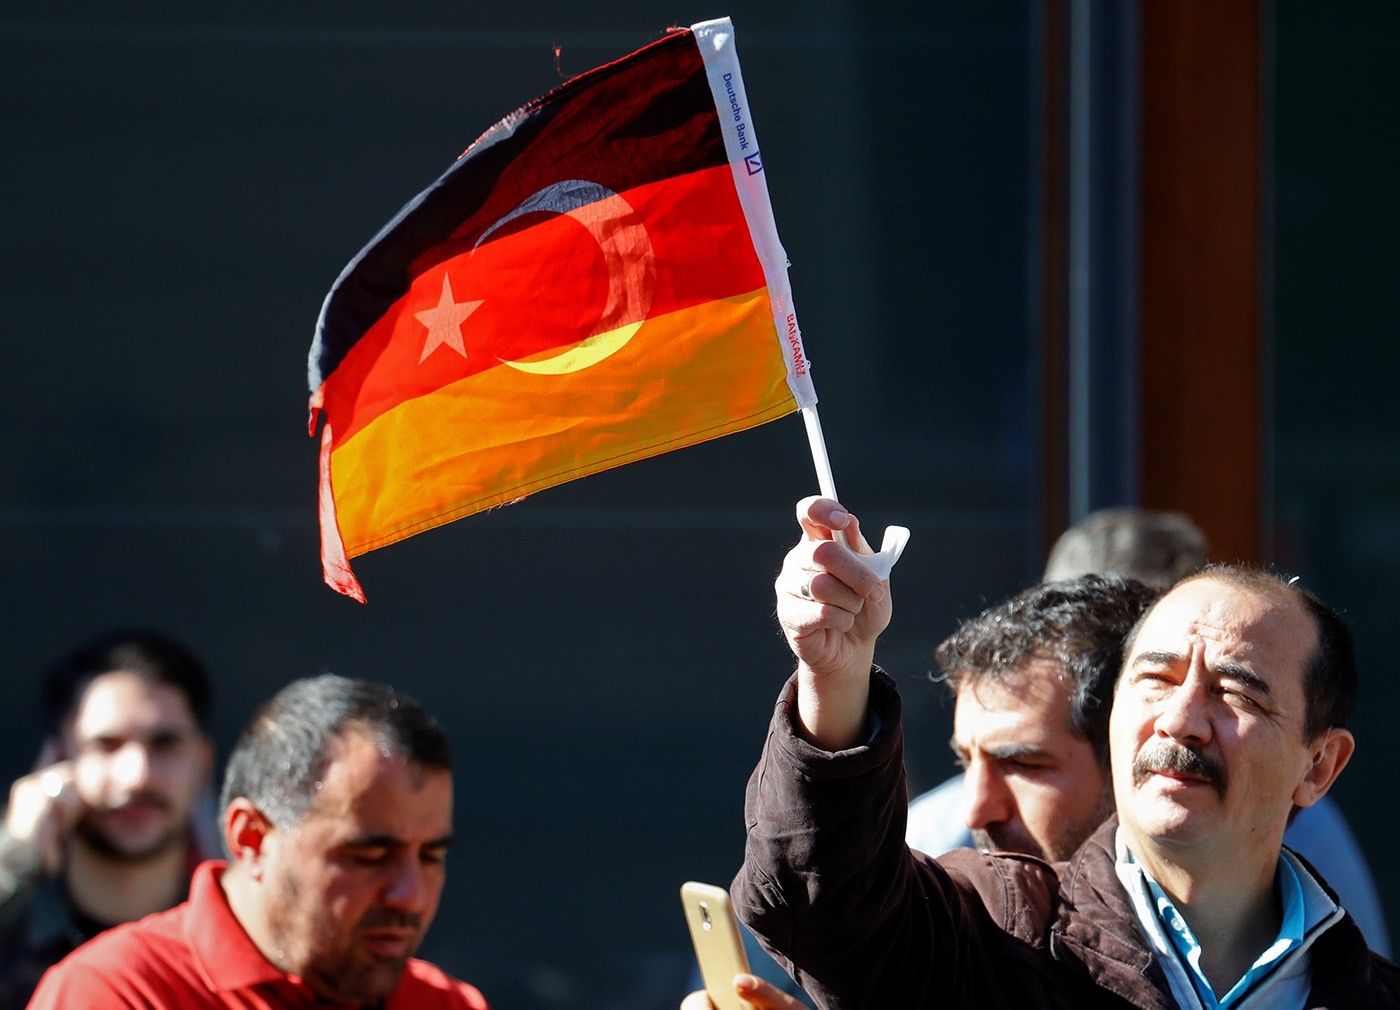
xmin=1129 ymin=576 xmax=1316 ymax=679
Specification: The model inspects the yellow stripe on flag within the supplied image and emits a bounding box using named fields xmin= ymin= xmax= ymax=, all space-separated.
xmin=329 ymin=288 xmax=795 ymax=557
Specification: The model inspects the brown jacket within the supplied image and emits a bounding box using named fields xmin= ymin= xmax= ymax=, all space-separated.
xmin=733 ymin=669 xmax=1400 ymax=1009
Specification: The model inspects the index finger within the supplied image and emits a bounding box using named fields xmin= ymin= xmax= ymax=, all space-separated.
xmin=794 ymin=496 xmax=850 ymax=543
xmin=795 ymin=496 xmax=878 ymax=555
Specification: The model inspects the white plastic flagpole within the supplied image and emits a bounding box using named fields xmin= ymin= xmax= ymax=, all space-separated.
xmin=800 ymin=403 xmax=841 ymax=505
xmin=800 ymin=403 xmax=909 ymax=580
xmin=691 ymin=19 xmax=907 ymax=581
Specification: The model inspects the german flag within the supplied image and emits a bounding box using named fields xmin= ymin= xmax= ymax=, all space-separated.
xmin=309 ymin=17 xmax=814 ymax=601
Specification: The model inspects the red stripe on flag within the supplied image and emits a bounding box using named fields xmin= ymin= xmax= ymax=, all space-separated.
xmin=320 ymin=164 xmax=765 ymax=446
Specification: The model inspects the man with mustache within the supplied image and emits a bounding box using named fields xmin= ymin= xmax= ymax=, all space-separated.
xmin=906 ymin=507 xmax=1389 ymax=954
xmin=0 ymin=630 xmax=216 ymax=1009
xmin=684 ymin=575 xmax=1155 ymax=1010
xmin=1135 ymin=736 xmax=1228 ymax=796
xmin=731 ymin=497 xmax=1399 ymax=1009
xmin=908 ymin=507 xmax=1201 ymax=864
xmin=28 ymin=674 xmax=489 ymax=1009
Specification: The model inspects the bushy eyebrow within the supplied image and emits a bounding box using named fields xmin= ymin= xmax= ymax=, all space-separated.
xmin=1214 ymin=661 xmax=1272 ymax=696
xmin=344 ymin=833 xmax=454 ymax=850
xmin=1128 ymin=651 xmax=1272 ymax=697
xmin=84 ymin=721 xmax=199 ymax=741
xmin=1129 ymin=650 xmax=1185 ymax=668
xmin=948 ymin=738 xmax=1050 ymax=761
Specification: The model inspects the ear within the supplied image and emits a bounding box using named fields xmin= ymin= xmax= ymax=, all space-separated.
xmin=1292 ymin=727 xmax=1355 ymax=809
xmin=223 ymin=798 xmax=275 ymax=880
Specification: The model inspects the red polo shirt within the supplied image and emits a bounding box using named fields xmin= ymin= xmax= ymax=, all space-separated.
xmin=27 ymin=861 xmax=489 ymax=1009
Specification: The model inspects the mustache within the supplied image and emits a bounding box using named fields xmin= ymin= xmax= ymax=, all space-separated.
xmin=971 ymin=827 xmax=1040 ymax=861
xmin=101 ymin=791 xmax=173 ymax=815
xmin=360 ymin=908 xmax=424 ymax=932
xmin=1132 ymin=740 xmax=1228 ymax=798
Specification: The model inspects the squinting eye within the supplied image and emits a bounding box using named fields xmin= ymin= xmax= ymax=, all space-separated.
xmin=1134 ymin=672 xmax=1174 ymax=690
xmin=1221 ymin=688 xmax=1259 ymax=709
xmin=1007 ymin=759 xmax=1050 ymax=773
xmin=348 ymin=849 xmax=390 ymax=866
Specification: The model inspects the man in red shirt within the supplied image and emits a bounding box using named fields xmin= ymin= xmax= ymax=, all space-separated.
xmin=28 ymin=674 xmax=488 ymax=1009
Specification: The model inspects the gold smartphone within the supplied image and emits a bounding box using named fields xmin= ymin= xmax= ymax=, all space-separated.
xmin=680 ymin=881 xmax=754 ymax=1010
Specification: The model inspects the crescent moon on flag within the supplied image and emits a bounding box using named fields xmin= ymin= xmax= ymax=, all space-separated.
xmin=477 ymin=180 xmax=657 ymax=375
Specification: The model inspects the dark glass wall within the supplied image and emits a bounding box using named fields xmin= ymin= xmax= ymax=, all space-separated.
xmin=1269 ymin=0 xmax=1400 ymax=945
xmin=1 ymin=4 xmax=1040 ymax=1007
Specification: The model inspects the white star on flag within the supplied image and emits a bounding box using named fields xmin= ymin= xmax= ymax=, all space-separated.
xmin=415 ymin=275 xmax=483 ymax=363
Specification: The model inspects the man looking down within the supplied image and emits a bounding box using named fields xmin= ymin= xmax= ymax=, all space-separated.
xmin=28 ymin=674 xmax=488 ymax=1009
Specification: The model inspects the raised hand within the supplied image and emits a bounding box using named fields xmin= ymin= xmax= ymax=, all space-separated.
xmin=775 ymin=497 xmax=892 ymax=750
xmin=6 ymin=742 xmax=83 ymax=874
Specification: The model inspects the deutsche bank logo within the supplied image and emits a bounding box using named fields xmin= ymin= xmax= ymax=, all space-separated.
xmin=744 ymin=152 xmax=763 ymax=175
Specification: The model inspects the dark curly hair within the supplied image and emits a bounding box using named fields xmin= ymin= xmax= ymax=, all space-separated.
xmin=936 ymin=574 xmax=1161 ymax=768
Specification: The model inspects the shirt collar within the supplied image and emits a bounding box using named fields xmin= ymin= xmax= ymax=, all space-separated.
xmin=1142 ymin=854 xmax=1303 ymax=1008
xmin=29 ymin=823 xmax=208 ymax=952
xmin=185 ymin=860 xmax=294 ymax=992
xmin=187 ymin=861 xmax=383 ymax=1007
xmin=1114 ymin=829 xmax=1344 ymax=1010
xmin=23 ymin=878 xmax=88 ymax=952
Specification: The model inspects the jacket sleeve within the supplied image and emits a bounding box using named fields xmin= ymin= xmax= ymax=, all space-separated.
xmin=730 ymin=669 xmax=1030 ymax=1010
xmin=0 ymin=825 xmax=45 ymax=931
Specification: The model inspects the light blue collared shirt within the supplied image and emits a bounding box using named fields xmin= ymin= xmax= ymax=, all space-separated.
xmin=1115 ymin=829 xmax=1345 ymax=1010
xmin=1145 ymin=855 xmax=1304 ymax=1008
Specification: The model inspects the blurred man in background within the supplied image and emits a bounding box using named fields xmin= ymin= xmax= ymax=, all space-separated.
xmin=1042 ymin=507 xmax=1207 ymax=587
xmin=0 ymin=629 xmax=215 ymax=1007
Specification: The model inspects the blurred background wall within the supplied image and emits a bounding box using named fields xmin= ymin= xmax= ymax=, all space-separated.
xmin=2 ymin=3 xmax=1395 ymax=1008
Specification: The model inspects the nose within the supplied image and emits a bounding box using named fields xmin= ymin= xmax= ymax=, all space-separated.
xmin=1153 ymin=672 xmax=1213 ymax=745
xmin=382 ymin=857 xmax=432 ymax=912
xmin=962 ymin=758 xmax=1012 ymax=832
xmin=112 ymin=742 xmax=153 ymax=791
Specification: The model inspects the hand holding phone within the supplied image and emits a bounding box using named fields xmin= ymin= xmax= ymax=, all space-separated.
xmin=680 ymin=881 xmax=753 ymax=1010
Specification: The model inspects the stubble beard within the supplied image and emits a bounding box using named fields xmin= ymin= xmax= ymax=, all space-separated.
xmin=75 ymin=811 xmax=182 ymax=864
xmin=971 ymin=791 xmax=1115 ymax=863
xmin=1042 ymin=791 xmax=1116 ymax=862
xmin=313 ymin=938 xmax=416 ymax=1005
xmin=265 ymin=868 xmax=419 ymax=1004
xmin=971 ymin=825 xmax=1041 ymax=859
